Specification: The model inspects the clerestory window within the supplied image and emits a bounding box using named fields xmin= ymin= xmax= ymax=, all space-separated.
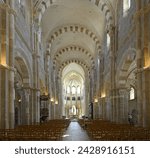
xmin=123 ymin=0 xmax=131 ymax=16
xmin=129 ymin=87 xmax=135 ymax=100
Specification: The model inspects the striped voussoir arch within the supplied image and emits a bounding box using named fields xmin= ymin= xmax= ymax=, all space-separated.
xmin=34 ymin=0 xmax=114 ymax=27
xmin=53 ymin=45 xmax=94 ymax=66
xmin=58 ymin=58 xmax=92 ymax=76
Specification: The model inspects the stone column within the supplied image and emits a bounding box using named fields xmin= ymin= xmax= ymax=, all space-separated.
xmin=50 ymin=67 xmax=55 ymax=119
xmin=29 ymin=88 xmax=34 ymax=124
xmin=119 ymin=1 xmax=150 ymax=128
xmin=134 ymin=0 xmax=146 ymax=126
xmin=32 ymin=52 xmax=40 ymax=123
xmin=98 ymin=54 xmax=104 ymax=119
xmin=107 ymin=25 xmax=116 ymax=122
xmin=84 ymin=75 xmax=89 ymax=116
xmin=117 ymin=88 xmax=129 ymax=124
xmin=0 ymin=2 xmax=15 ymax=129
xmin=0 ymin=66 xmax=9 ymax=128
xmin=136 ymin=58 xmax=143 ymax=126
xmin=142 ymin=68 xmax=150 ymax=127
xmin=45 ymin=50 xmax=51 ymax=120
xmin=62 ymin=78 xmax=66 ymax=117
xmin=54 ymin=73 xmax=59 ymax=119
xmin=32 ymin=19 xmax=42 ymax=123
xmin=54 ymin=70 xmax=60 ymax=119
xmin=53 ymin=68 xmax=56 ymax=119
xmin=8 ymin=0 xmax=16 ymax=129
xmin=31 ymin=88 xmax=40 ymax=123
xmin=23 ymin=87 xmax=31 ymax=125
xmin=102 ymin=97 xmax=106 ymax=119
xmin=141 ymin=1 xmax=150 ymax=128
xmin=91 ymin=68 xmax=95 ymax=118
xmin=95 ymin=102 xmax=100 ymax=119
xmin=58 ymin=76 xmax=62 ymax=119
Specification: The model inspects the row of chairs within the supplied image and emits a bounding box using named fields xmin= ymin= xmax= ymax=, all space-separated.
xmin=78 ymin=119 xmax=150 ymax=141
xmin=0 ymin=119 xmax=70 ymax=141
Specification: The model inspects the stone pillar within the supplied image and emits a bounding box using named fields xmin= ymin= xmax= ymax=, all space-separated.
xmin=23 ymin=87 xmax=31 ymax=125
xmin=0 ymin=66 xmax=9 ymax=128
xmin=135 ymin=0 xmax=143 ymax=126
xmin=45 ymin=50 xmax=51 ymax=120
xmin=54 ymin=70 xmax=60 ymax=119
xmin=141 ymin=1 xmax=150 ymax=128
xmin=136 ymin=56 xmax=143 ymax=126
xmin=28 ymin=88 xmax=33 ymax=125
xmin=54 ymin=74 xmax=59 ymax=119
xmin=32 ymin=19 xmax=41 ymax=123
xmin=107 ymin=25 xmax=116 ymax=122
xmin=84 ymin=75 xmax=89 ymax=116
xmin=62 ymin=80 xmax=66 ymax=117
xmin=58 ymin=76 xmax=62 ymax=119
xmin=49 ymin=54 xmax=53 ymax=120
xmin=32 ymin=88 xmax=40 ymax=123
xmin=8 ymin=0 xmax=15 ymax=129
xmin=53 ymin=68 xmax=56 ymax=119
xmin=94 ymin=102 xmax=99 ymax=119
xmin=48 ymin=100 xmax=52 ymax=120
xmin=50 ymin=66 xmax=55 ymax=119
xmin=32 ymin=53 xmax=40 ymax=123
xmin=142 ymin=68 xmax=150 ymax=127
xmin=117 ymin=88 xmax=129 ymax=124
xmin=0 ymin=2 xmax=15 ymax=129
xmin=102 ymin=97 xmax=106 ymax=119
xmin=98 ymin=54 xmax=104 ymax=119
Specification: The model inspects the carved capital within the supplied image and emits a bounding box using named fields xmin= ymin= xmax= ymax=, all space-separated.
xmin=0 ymin=3 xmax=16 ymax=16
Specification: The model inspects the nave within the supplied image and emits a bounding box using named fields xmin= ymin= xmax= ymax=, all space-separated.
xmin=0 ymin=119 xmax=150 ymax=141
xmin=0 ymin=0 xmax=150 ymax=141
xmin=62 ymin=120 xmax=90 ymax=141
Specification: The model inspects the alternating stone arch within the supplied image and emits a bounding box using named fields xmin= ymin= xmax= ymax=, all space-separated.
xmin=14 ymin=56 xmax=31 ymax=87
xmin=117 ymin=48 xmax=137 ymax=88
xmin=53 ymin=45 xmax=94 ymax=66
xmin=47 ymin=24 xmax=101 ymax=52
xmin=14 ymin=48 xmax=33 ymax=86
xmin=34 ymin=0 xmax=114 ymax=26
xmin=90 ymin=0 xmax=114 ymax=25
xmin=58 ymin=59 xmax=91 ymax=77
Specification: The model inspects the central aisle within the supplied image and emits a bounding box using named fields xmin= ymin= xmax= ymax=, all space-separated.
xmin=62 ymin=121 xmax=90 ymax=141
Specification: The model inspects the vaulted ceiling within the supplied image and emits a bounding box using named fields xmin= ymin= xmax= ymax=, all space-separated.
xmin=33 ymin=0 xmax=117 ymax=76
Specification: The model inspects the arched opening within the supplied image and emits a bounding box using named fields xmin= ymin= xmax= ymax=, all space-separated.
xmin=62 ymin=63 xmax=85 ymax=119
xmin=39 ymin=79 xmax=49 ymax=122
xmin=129 ymin=87 xmax=135 ymax=101
xmin=14 ymin=70 xmax=27 ymax=126
xmin=123 ymin=0 xmax=131 ymax=16
xmin=14 ymin=57 xmax=30 ymax=126
xmin=107 ymin=33 xmax=110 ymax=50
xmin=117 ymin=48 xmax=137 ymax=123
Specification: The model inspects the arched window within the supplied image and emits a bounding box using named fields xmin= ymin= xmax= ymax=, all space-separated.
xmin=107 ymin=33 xmax=110 ymax=49
xmin=67 ymin=86 xmax=70 ymax=93
xmin=77 ymin=86 xmax=80 ymax=94
xmin=72 ymin=86 xmax=76 ymax=95
xmin=19 ymin=0 xmax=25 ymax=18
xmin=123 ymin=0 xmax=131 ymax=16
xmin=129 ymin=87 xmax=135 ymax=100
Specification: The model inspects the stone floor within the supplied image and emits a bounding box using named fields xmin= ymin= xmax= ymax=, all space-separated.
xmin=62 ymin=120 xmax=90 ymax=141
